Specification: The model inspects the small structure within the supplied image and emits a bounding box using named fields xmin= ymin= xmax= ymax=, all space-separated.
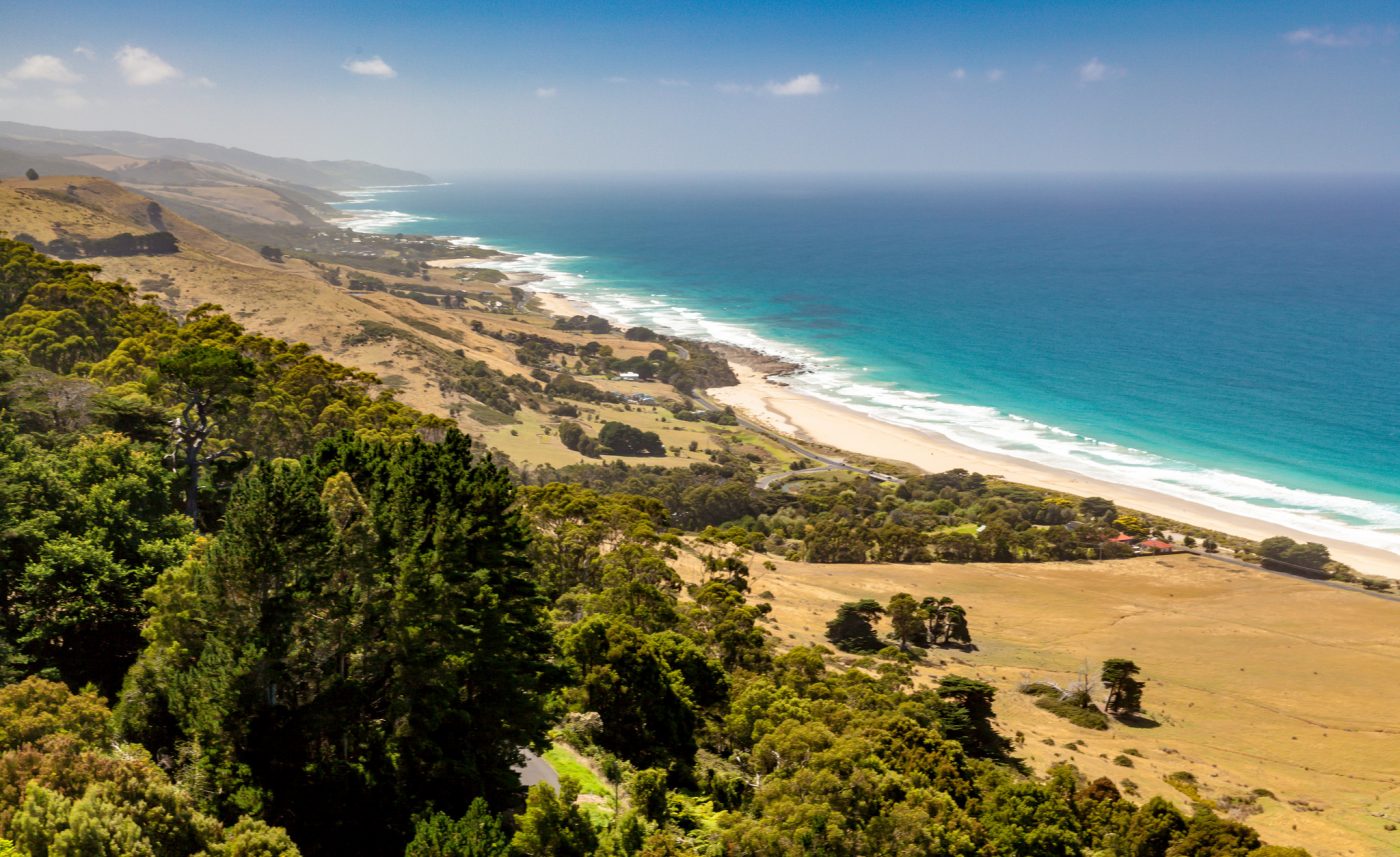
xmin=1137 ymin=538 xmax=1175 ymax=554
xmin=1107 ymin=533 xmax=1138 ymax=544
xmin=615 ymin=371 xmax=641 ymax=381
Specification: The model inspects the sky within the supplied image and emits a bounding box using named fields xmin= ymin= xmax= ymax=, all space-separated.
xmin=1 ymin=0 xmax=1397 ymax=174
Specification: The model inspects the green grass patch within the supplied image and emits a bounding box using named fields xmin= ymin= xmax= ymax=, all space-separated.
xmin=543 ymin=745 xmax=610 ymax=798
xmin=934 ymin=523 xmax=980 ymax=536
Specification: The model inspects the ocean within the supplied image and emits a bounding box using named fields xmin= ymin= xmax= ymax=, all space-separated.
xmin=334 ymin=174 xmax=1400 ymax=556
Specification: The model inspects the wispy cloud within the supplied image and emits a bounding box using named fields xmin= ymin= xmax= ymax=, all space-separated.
xmin=719 ymin=73 xmax=829 ymax=97
xmin=605 ymin=76 xmax=630 ymax=84
xmin=535 ymin=86 xmax=558 ymax=98
xmin=658 ymin=78 xmax=691 ymax=87
xmin=116 ymin=45 xmax=182 ymax=85
xmin=950 ymin=67 xmax=967 ymax=81
xmin=72 ymin=46 xmax=96 ymax=61
xmin=343 ymin=56 xmax=396 ymax=78
xmin=52 ymin=88 xmax=87 ymax=109
xmin=1284 ymin=25 xmax=1397 ymax=48
xmin=6 ymin=54 xmax=83 ymax=85
xmin=986 ymin=68 xmax=1005 ymax=82
xmin=766 ymin=73 xmax=826 ymax=96
xmin=1078 ymin=57 xmax=1125 ymax=83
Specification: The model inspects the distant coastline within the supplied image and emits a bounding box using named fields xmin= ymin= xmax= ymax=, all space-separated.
xmin=338 ymin=186 xmax=1400 ymax=581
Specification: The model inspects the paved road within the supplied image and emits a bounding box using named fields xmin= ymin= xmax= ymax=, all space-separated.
xmin=756 ymin=465 xmax=841 ymax=491
xmin=514 ymin=749 xmax=558 ymax=790
xmin=1174 ymin=549 xmax=1400 ymax=603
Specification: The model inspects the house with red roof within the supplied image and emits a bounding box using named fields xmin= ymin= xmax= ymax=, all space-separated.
xmin=1137 ymin=538 xmax=1175 ymax=554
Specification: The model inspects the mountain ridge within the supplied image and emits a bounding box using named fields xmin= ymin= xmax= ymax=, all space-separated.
xmin=0 ymin=121 xmax=431 ymax=190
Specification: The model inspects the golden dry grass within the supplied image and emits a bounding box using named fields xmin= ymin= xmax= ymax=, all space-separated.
xmin=677 ymin=552 xmax=1400 ymax=856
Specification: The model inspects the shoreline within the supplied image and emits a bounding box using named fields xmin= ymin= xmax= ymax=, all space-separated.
xmin=709 ymin=361 xmax=1400 ymax=581
xmin=335 ymin=191 xmax=1400 ymax=582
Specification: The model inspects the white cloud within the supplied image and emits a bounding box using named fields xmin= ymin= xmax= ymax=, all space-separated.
xmin=606 ymin=76 xmax=630 ymax=84
xmin=535 ymin=86 xmax=558 ymax=98
xmin=1078 ymin=57 xmax=1125 ymax=83
xmin=658 ymin=77 xmax=690 ymax=87
xmin=343 ymin=56 xmax=396 ymax=78
xmin=1283 ymin=25 xmax=1397 ymax=48
xmin=6 ymin=54 xmax=83 ymax=84
xmin=950 ymin=67 xmax=967 ymax=81
xmin=116 ymin=45 xmax=182 ymax=85
xmin=73 ymin=46 xmax=96 ymax=61
xmin=986 ymin=68 xmax=1005 ymax=82
xmin=766 ymin=73 xmax=826 ymax=96
xmin=191 ymin=76 xmax=216 ymax=89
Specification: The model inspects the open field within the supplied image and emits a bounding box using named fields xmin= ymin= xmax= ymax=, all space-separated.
xmin=674 ymin=551 xmax=1400 ymax=856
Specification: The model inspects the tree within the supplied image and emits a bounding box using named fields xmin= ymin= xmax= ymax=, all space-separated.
xmin=936 ymin=675 xmax=1002 ymax=756
xmin=629 ymin=768 xmax=669 ymax=823
xmin=24 ymin=169 xmax=38 ymax=181
xmin=120 ymin=430 xmax=560 ymax=854
xmin=0 ymin=430 xmax=190 ymax=691
xmin=560 ymin=615 xmax=711 ymax=767
xmin=598 ymin=421 xmax=665 ymax=456
xmin=158 ymin=342 xmax=255 ymax=526
xmin=805 ymin=519 xmax=872 ymax=563
xmin=887 ymin=593 xmax=928 ymax=650
xmin=0 ymin=677 xmax=109 ymax=751
xmin=509 ymin=779 xmax=598 ymax=857
xmin=1256 ymin=537 xmax=1331 ymax=575
xmin=1167 ymin=807 xmax=1260 ymax=856
xmin=923 ymin=596 xmax=972 ymax=648
xmin=405 ymin=800 xmax=508 ymax=857
xmin=873 ymin=523 xmax=929 ymax=562
xmin=1101 ymin=659 xmax=1145 ymax=715
xmin=824 ymin=599 xmax=884 ymax=652
xmin=1079 ymin=496 xmax=1116 ymax=520
xmin=1113 ymin=515 xmax=1150 ymax=537
xmin=259 ymin=246 xmax=285 ymax=263
xmin=930 ymin=530 xmax=979 ymax=562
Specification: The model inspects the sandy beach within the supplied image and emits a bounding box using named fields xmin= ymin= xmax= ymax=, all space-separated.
xmin=709 ymin=364 xmax=1400 ymax=581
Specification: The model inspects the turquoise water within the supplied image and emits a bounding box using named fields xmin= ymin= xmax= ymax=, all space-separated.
xmin=335 ymin=175 xmax=1400 ymax=557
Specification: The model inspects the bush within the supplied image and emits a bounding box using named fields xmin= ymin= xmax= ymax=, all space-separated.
xmin=1113 ymin=754 xmax=1134 ymax=767
xmin=1021 ymin=682 xmax=1109 ymax=730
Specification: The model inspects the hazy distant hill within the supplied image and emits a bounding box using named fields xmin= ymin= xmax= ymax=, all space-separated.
xmin=0 ymin=121 xmax=431 ymax=190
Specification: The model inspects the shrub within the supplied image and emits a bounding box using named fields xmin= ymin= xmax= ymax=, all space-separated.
xmin=1021 ymin=682 xmax=1110 ymax=730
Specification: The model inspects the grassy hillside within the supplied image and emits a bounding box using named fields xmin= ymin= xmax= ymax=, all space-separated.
xmin=678 ymin=550 xmax=1400 ymax=856
xmin=0 ymin=176 xmax=795 ymax=477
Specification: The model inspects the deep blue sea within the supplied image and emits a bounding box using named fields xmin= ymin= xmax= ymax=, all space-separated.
xmin=335 ymin=175 xmax=1400 ymax=556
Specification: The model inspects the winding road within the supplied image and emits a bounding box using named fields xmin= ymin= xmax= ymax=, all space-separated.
xmin=513 ymin=749 xmax=559 ymax=790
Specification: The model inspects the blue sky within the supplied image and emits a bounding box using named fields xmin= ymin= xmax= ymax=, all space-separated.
xmin=2 ymin=1 xmax=1397 ymax=173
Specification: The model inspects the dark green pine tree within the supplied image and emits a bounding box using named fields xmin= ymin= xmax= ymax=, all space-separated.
xmin=1101 ymin=658 xmax=1145 ymax=715
xmin=121 ymin=430 xmax=560 ymax=856
xmin=824 ymin=599 xmax=884 ymax=652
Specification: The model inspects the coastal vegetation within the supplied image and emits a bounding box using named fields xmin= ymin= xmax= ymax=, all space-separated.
xmin=0 ymin=234 xmax=1327 ymax=856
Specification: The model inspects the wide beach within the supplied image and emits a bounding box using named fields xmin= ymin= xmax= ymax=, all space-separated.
xmin=709 ymin=363 xmax=1400 ymax=581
